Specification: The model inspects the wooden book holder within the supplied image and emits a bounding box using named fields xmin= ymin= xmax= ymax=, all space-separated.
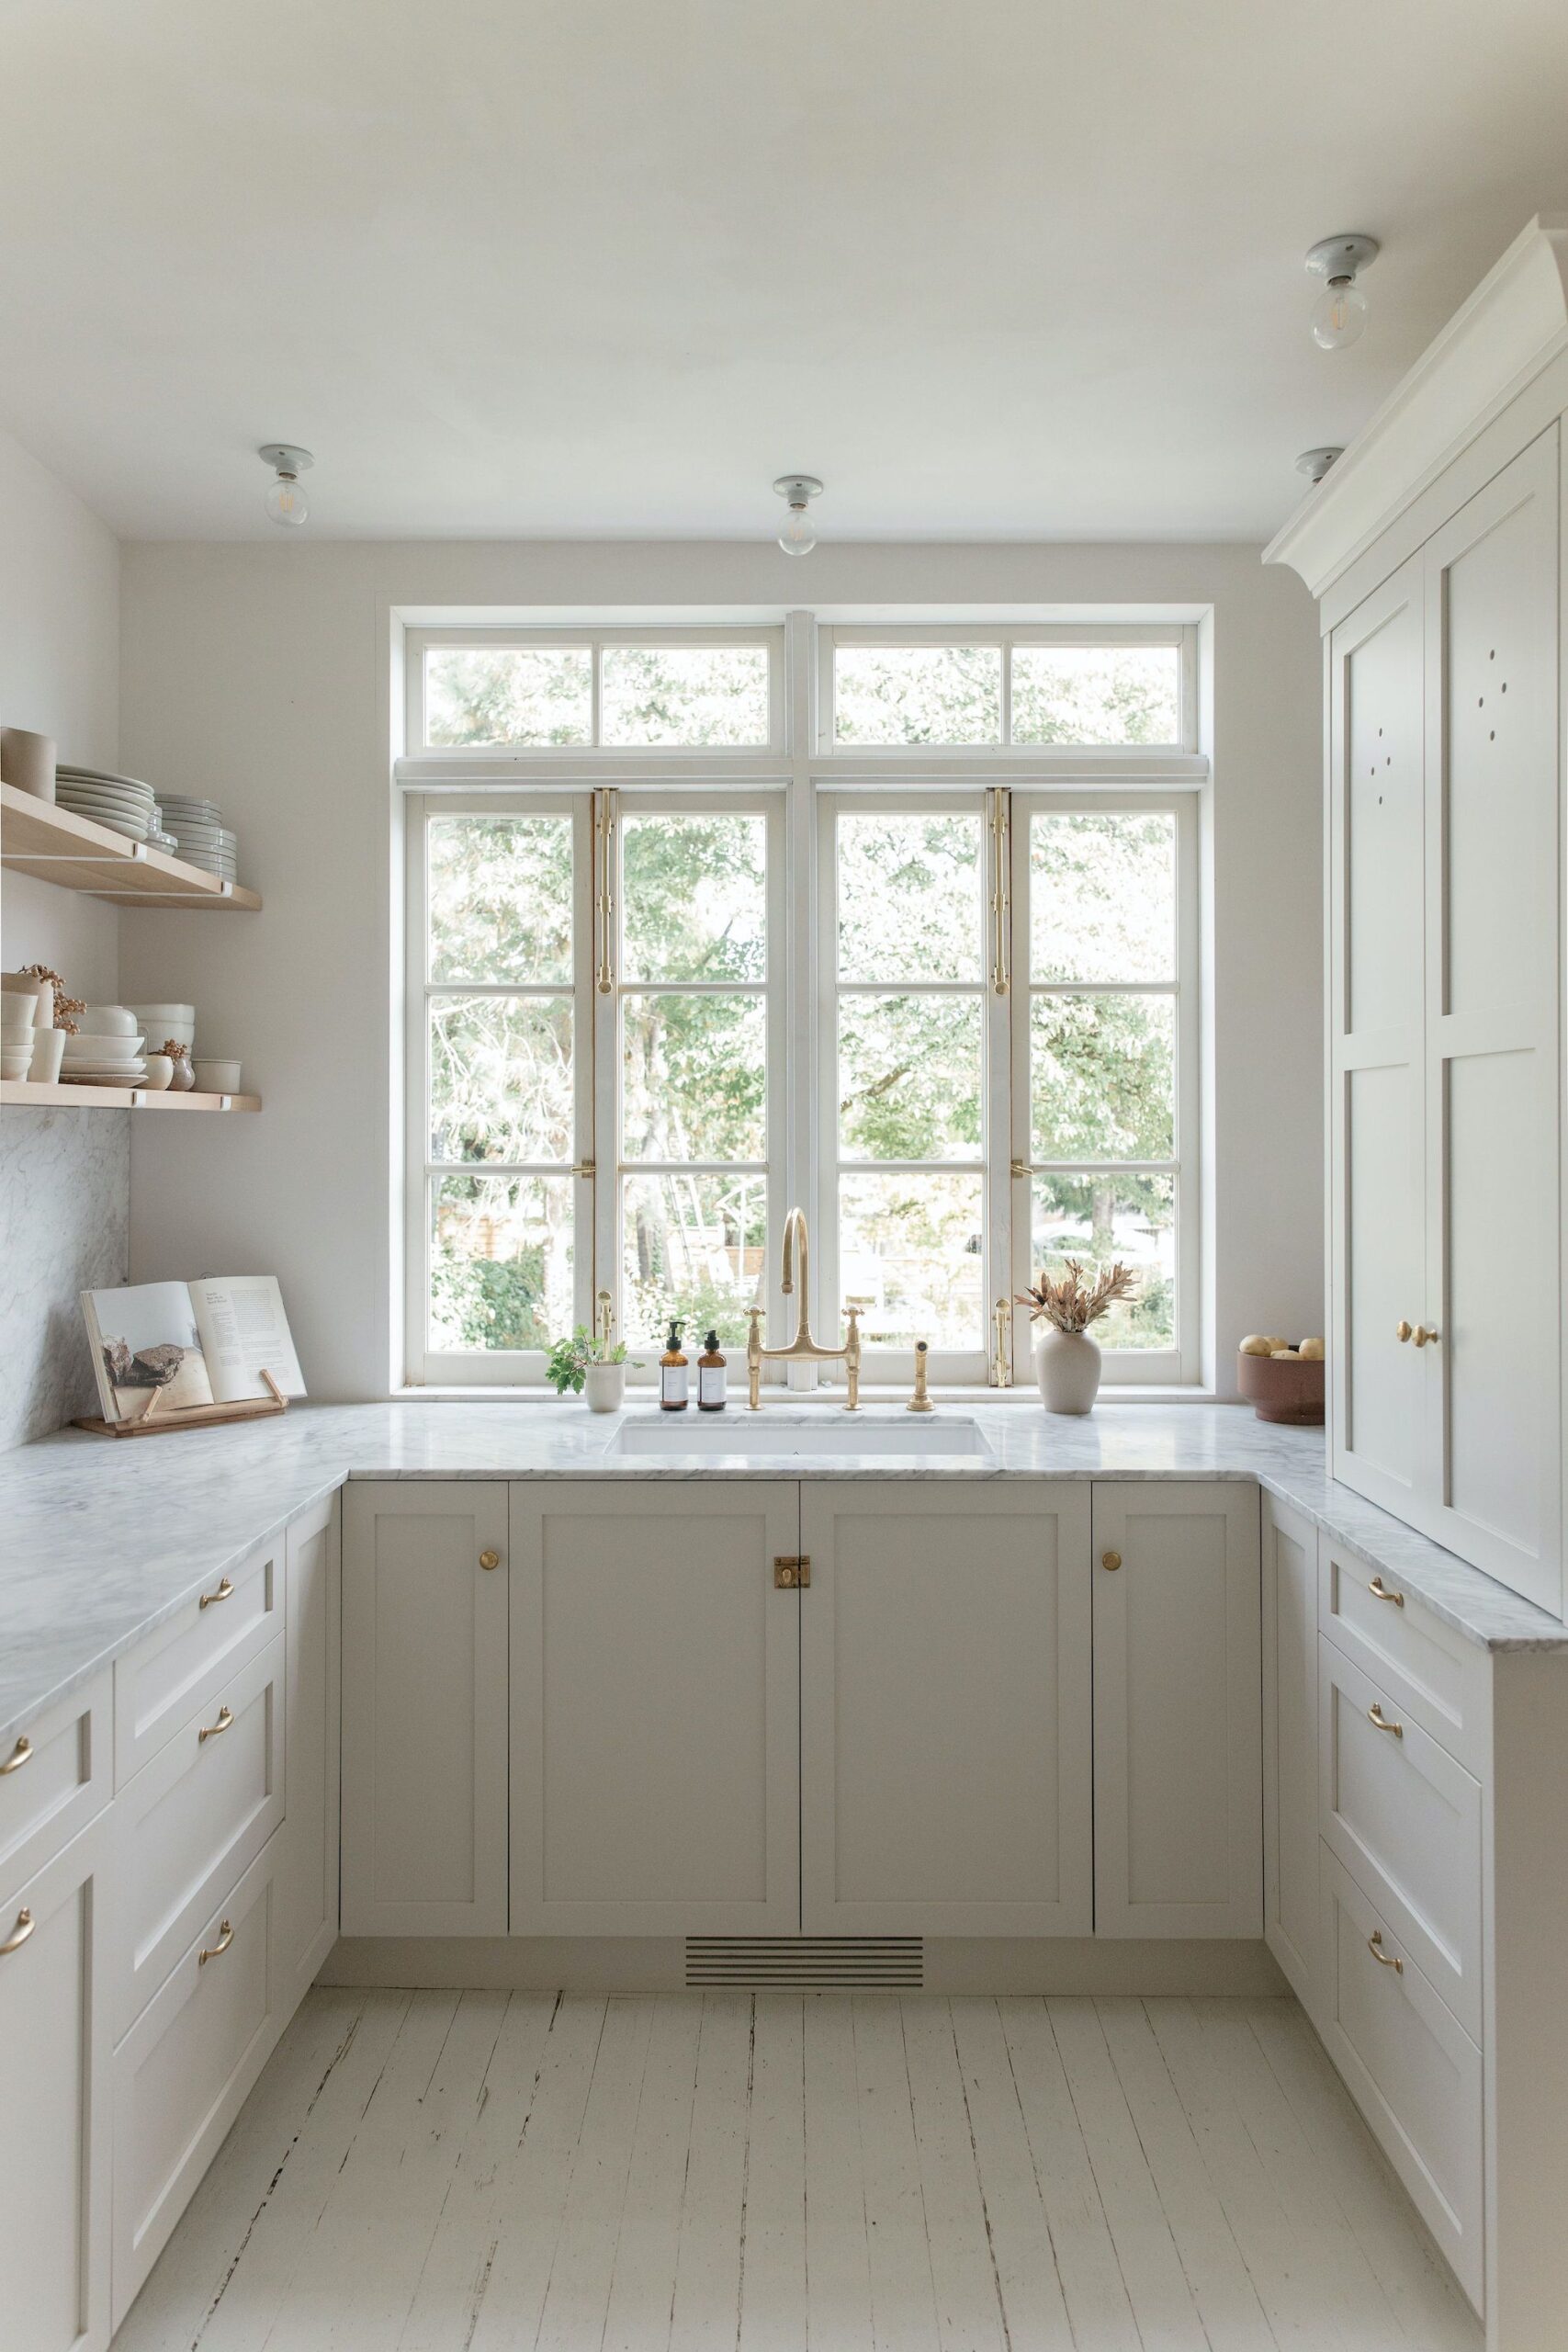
xmin=74 ymin=1368 xmax=289 ymax=1439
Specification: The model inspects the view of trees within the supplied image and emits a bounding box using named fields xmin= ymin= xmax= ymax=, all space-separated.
xmin=420 ymin=643 xmax=1182 ymax=1366
xmin=833 ymin=641 xmax=1179 ymax=748
xmin=424 ymin=642 xmax=770 ymax=750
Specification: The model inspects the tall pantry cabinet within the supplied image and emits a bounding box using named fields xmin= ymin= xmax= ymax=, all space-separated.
xmin=1270 ymin=215 xmax=1568 ymax=1620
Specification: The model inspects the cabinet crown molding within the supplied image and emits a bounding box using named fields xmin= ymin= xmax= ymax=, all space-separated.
xmin=1264 ymin=214 xmax=1568 ymax=598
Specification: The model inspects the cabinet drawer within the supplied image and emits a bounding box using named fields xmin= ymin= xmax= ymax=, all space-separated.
xmin=1319 ymin=1539 xmax=1490 ymax=1775
xmin=0 ymin=1670 xmax=111 ymax=1913
xmin=114 ymin=1637 xmax=285 ymax=2034
xmin=1318 ymin=1638 xmax=1483 ymax=2038
xmin=111 ymin=1841 xmax=281 ymax=2327
xmin=115 ymin=1535 xmax=282 ymax=1786
xmin=1319 ymin=1845 xmax=1483 ymax=2312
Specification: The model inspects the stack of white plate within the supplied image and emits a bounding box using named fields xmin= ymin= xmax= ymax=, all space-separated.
xmin=61 ymin=1025 xmax=146 ymax=1086
xmin=56 ymin=766 xmax=157 ymax=842
xmin=159 ymin=794 xmax=238 ymax=881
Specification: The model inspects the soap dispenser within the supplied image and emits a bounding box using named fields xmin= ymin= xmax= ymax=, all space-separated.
xmin=660 ymin=1322 xmax=689 ymax=1411
xmin=697 ymin=1330 xmax=728 ymax=1411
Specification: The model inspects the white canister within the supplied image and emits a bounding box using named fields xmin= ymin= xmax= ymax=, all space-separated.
xmin=28 ymin=1027 xmax=66 ymax=1083
xmin=0 ymin=728 xmax=57 ymax=800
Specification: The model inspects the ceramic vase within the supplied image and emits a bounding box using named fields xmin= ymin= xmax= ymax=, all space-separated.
xmin=0 ymin=727 xmax=57 ymax=801
xmin=583 ymin=1362 xmax=626 ymax=1413
xmin=1034 ymin=1325 xmax=1102 ymax=1415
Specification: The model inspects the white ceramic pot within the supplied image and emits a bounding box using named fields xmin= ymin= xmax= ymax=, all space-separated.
xmin=195 ymin=1057 xmax=242 ymax=1093
xmin=1034 ymin=1326 xmax=1102 ymax=1415
xmin=141 ymin=1054 xmax=174 ymax=1091
xmin=583 ymin=1362 xmax=626 ymax=1413
xmin=28 ymin=1027 xmax=65 ymax=1083
xmin=1 ymin=727 xmax=57 ymax=800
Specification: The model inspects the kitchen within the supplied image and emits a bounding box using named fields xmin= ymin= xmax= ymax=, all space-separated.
xmin=2 ymin=9 xmax=1567 ymax=2349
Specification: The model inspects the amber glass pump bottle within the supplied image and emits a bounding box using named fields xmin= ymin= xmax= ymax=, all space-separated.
xmin=660 ymin=1321 xmax=689 ymax=1411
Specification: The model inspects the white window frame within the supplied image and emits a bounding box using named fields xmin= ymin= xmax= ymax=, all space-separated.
xmin=398 ymin=614 xmax=1206 ymax=1393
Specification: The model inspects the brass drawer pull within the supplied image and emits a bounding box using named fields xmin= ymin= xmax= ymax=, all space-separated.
xmin=198 ymin=1919 xmax=234 ymax=1966
xmin=1367 ymin=1703 xmax=1404 ymax=1738
xmin=0 ymin=1908 xmax=35 ymax=1957
xmin=479 ymin=1550 xmax=501 ymax=1571
xmin=1368 ymin=1577 xmax=1404 ymax=1608
xmin=1100 ymin=1550 xmax=1122 ymax=1572
xmin=1368 ymin=1929 xmax=1404 ymax=1973
xmin=0 ymin=1736 xmax=33 ymax=1775
xmin=198 ymin=1706 xmax=234 ymax=1744
xmin=199 ymin=1576 xmax=234 ymax=1611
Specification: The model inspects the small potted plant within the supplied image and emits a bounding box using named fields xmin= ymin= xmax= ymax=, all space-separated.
xmin=1015 ymin=1258 xmax=1138 ymax=1415
xmin=547 ymin=1326 xmax=639 ymax=1412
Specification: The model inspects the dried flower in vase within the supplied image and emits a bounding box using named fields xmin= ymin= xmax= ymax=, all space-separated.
xmin=1015 ymin=1257 xmax=1139 ymax=1335
xmin=17 ymin=962 xmax=85 ymax=1033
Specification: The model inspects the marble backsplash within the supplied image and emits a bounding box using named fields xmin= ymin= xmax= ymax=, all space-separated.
xmin=0 ymin=1105 xmax=129 ymax=1448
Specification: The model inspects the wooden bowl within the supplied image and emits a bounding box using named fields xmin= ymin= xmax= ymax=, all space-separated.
xmin=1236 ymin=1350 xmax=1325 ymax=1425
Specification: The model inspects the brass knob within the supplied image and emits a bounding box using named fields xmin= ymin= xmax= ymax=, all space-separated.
xmin=479 ymin=1550 xmax=501 ymax=1570
xmin=1412 ymin=1324 xmax=1439 ymax=1349
xmin=1101 ymin=1550 xmax=1122 ymax=1572
xmin=1395 ymin=1320 xmax=1413 ymax=1343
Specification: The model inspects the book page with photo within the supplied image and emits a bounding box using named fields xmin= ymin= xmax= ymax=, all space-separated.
xmin=81 ymin=1282 xmax=216 ymax=1420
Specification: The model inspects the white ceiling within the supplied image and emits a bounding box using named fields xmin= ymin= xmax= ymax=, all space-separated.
xmin=3 ymin=0 xmax=1566 ymax=544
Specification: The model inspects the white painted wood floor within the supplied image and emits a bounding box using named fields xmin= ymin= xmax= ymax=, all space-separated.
xmin=112 ymin=1987 xmax=1481 ymax=2352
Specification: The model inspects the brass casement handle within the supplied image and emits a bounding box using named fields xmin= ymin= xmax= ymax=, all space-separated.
xmin=1368 ymin=1577 xmax=1404 ymax=1608
xmin=1412 ymin=1324 xmax=1439 ymax=1348
xmin=479 ymin=1550 xmax=501 ymax=1571
xmin=199 ymin=1576 xmax=234 ymax=1611
xmin=1101 ymin=1550 xmax=1122 ymax=1571
xmin=0 ymin=1736 xmax=33 ymax=1775
xmin=1367 ymin=1702 xmax=1404 ymax=1738
xmin=1395 ymin=1320 xmax=1413 ymax=1343
xmin=198 ymin=1705 xmax=234 ymax=1744
xmin=774 ymin=1556 xmax=811 ymax=1589
xmin=1368 ymin=1930 xmax=1404 ymax=1973
xmin=0 ymin=1908 xmax=36 ymax=1957
xmin=198 ymin=1919 xmax=234 ymax=1966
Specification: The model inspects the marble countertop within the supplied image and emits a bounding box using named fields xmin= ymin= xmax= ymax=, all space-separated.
xmin=2 ymin=1399 xmax=1563 ymax=1750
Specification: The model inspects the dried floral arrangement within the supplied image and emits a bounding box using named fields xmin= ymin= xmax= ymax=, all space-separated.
xmin=17 ymin=964 xmax=85 ymax=1033
xmin=1015 ymin=1258 xmax=1139 ymax=1335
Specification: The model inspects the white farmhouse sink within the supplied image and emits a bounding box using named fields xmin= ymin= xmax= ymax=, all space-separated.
xmin=608 ymin=1411 xmax=992 ymax=1460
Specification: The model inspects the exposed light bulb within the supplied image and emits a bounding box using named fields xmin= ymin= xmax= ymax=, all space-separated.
xmin=778 ymin=499 xmax=817 ymax=556
xmin=265 ymin=469 xmax=309 ymax=526
xmin=1311 ymin=275 xmax=1368 ymax=351
xmin=258 ymin=444 xmax=315 ymax=528
xmin=773 ymin=473 xmax=823 ymax=556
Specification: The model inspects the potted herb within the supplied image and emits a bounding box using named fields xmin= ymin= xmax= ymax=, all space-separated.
xmin=546 ymin=1327 xmax=639 ymax=1412
xmin=1015 ymin=1259 xmax=1138 ymax=1415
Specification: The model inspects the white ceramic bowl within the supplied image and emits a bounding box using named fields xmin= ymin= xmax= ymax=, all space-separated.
xmin=77 ymin=1003 xmax=138 ymax=1035
xmin=194 ymin=1057 xmax=242 ymax=1092
xmin=62 ymin=1031 xmax=146 ymax=1058
xmin=1 ymin=1046 xmax=33 ymax=1079
xmin=141 ymin=1055 xmax=174 ymax=1091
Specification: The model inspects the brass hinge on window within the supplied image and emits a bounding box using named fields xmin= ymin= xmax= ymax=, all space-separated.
xmin=594 ymin=790 xmax=617 ymax=995
xmin=773 ymin=1555 xmax=812 ymax=1589
xmin=990 ymin=1297 xmax=1013 ymax=1388
xmin=988 ymin=788 xmax=1010 ymax=996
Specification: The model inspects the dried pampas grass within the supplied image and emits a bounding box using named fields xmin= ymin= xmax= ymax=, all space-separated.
xmin=1016 ymin=1258 xmax=1139 ymax=1335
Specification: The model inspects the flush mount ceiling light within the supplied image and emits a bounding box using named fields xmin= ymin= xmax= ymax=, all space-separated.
xmin=1305 ymin=233 xmax=1380 ymax=350
xmin=1296 ymin=446 xmax=1345 ymax=485
xmin=258 ymin=443 xmax=314 ymax=527
xmin=773 ymin=474 xmax=823 ymax=556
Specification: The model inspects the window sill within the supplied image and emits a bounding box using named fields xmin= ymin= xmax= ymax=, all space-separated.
xmin=393 ymin=1383 xmax=1221 ymax=1406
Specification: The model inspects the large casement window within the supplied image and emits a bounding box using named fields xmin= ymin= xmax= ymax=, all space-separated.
xmin=401 ymin=620 xmax=1201 ymax=1389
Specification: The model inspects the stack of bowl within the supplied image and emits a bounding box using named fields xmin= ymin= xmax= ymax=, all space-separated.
xmin=61 ymin=1006 xmax=145 ymax=1087
xmin=1 ymin=980 xmax=37 ymax=1080
xmin=157 ymin=796 xmax=237 ymax=882
xmin=126 ymin=1002 xmax=195 ymax=1056
xmin=55 ymin=766 xmax=158 ymax=841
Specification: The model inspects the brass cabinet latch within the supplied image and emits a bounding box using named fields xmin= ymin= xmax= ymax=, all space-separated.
xmin=773 ymin=1556 xmax=811 ymax=1589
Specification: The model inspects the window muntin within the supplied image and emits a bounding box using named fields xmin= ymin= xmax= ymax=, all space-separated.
xmin=826 ymin=628 xmax=1188 ymax=751
xmin=412 ymin=630 xmax=781 ymax=752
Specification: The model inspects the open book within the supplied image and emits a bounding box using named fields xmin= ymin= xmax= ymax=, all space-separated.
xmin=81 ymin=1276 xmax=306 ymax=1422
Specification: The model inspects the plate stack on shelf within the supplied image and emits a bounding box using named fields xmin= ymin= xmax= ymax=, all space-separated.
xmin=158 ymin=795 xmax=237 ymax=882
xmin=55 ymin=766 xmax=157 ymax=841
xmin=61 ymin=1007 xmax=146 ymax=1088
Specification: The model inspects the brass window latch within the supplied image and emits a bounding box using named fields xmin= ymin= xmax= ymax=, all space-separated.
xmin=773 ymin=1556 xmax=811 ymax=1589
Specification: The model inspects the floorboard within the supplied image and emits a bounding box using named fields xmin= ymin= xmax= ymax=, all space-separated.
xmin=111 ymin=1986 xmax=1483 ymax=2352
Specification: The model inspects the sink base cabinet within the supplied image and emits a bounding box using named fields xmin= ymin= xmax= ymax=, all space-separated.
xmin=799 ymin=1482 xmax=1092 ymax=1936
xmin=508 ymin=1482 xmax=801 ymax=1936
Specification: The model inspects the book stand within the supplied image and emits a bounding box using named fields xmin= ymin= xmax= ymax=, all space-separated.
xmin=74 ymin=1368 xmax=289 ymax=1440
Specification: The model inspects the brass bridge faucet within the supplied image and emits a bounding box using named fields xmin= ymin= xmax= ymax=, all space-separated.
xmin=746 ymin=1206 xmax=862 ymax=1410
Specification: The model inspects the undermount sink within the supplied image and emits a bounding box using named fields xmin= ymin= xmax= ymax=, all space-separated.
xmin=607 ymin=1410 xmax=993 ymax=1460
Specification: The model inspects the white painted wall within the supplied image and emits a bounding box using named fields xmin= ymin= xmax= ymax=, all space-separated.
xmin=0 ymin=423 xmax=126 ymax=1447
xmin=118 ymin=540 xmax=1323 ymax=1400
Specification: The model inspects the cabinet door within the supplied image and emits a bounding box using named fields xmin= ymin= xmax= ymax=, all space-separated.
xmin=510 ymin=1482 xmax=800 ymax=1935
xmin=800 ymin=1482 xmax=1092 ymax=1936
xmin=275 ymin=1493 xmax=340 ymax=2013
xmin=1261 ymin=1495 xmax=1320 ymax=2012
xmin=1093 ymin=1482 xmax=1261 ymax=1938
xmin=341 ymin=1483 xmax=508 ymax=1935
xmin=0 ymin=1816 xmax=111 ymax=2352
xmin=1328 ymin=555 xmax=1428 ymax=1522
xmin=1422 ymin=429 xmax=1562 ymax=1611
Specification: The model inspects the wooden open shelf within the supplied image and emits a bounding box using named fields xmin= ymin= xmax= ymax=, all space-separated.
xmin=0 ymin=783 xmax=261 ymax=910
xmin=1 ymin=1080 xmax=260 ymax=1112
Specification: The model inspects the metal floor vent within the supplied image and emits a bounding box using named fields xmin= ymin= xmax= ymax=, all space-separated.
xmin=685 ymin=1938 xmax=923 ymax=1989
